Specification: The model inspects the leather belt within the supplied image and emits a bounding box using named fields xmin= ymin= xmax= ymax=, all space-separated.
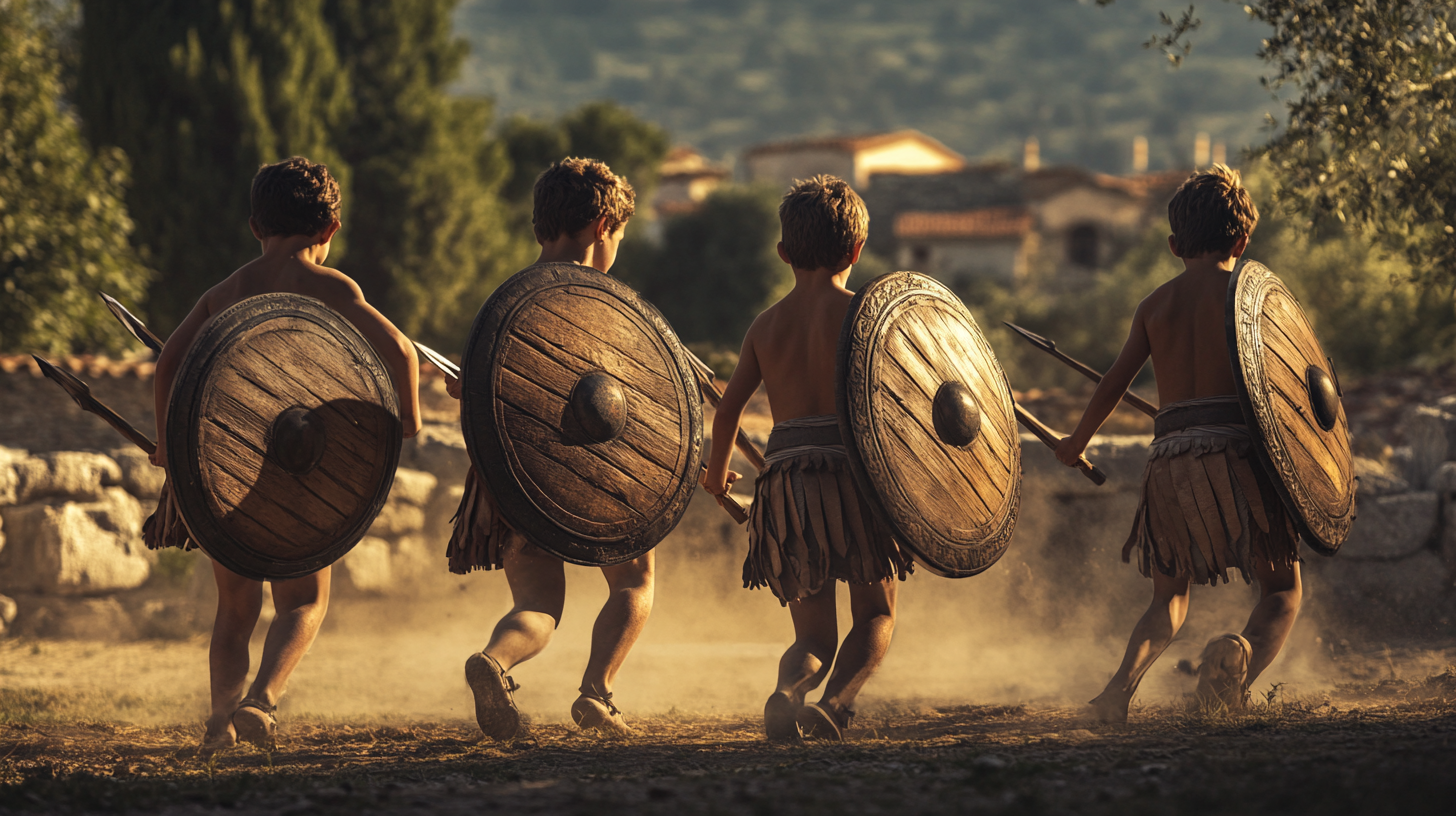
xmin=764 ymin=424 xmax=843 ymax=454
xmin=1153 ymin=401 xmax=1247 ymax=437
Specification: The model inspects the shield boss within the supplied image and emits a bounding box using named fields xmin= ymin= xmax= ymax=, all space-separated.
xmin=837 ymin=272 xmax=1021 ymax=577
xmin=1227 ymin=260 xmax=1355 ymax=555
xmin=460 ymin=263 xmax=704 ymax=566
xmin=165 ymin=294 xmax=402 ymax=580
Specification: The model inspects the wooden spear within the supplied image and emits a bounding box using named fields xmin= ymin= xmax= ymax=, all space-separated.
xmin=1013 ymin=402 xmax=1106 ymax=485
xmin=33 ymin=355 xmax=156 ymax=455
xmin=1003 ymin=321 xmax=1159 ymax=418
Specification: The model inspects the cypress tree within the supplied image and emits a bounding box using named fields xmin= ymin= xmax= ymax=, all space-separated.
xmin=0 ymin=0 xmax=152 ymax=355
xmin=76 ymin=0 xmax=351 ymax=333
xmin=325 ymin=0 xmax=528 ymax=347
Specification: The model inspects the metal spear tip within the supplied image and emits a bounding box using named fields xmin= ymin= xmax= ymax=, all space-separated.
xmin=413 ymin=341 xmax=461 ymax=379
xmin=32 ymin=354 xmax=90 ymax=404
xmin=1002 ymin=321 xmax=1057 ymax=352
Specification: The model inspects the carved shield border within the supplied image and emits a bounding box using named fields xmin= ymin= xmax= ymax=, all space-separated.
xmin=460 ymin=263 xmax=704 ymax=566
xmin=836 ymin=271 xmax=1022 ymax=578
xmin=165 ymin=294 xmax=402 ymax=580
xmin=1227 ymin=260 xmax=1356 ymax=555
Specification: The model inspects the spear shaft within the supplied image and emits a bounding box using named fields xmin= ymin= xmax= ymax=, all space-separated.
xmin=33 ymin=355 xmax=156 ymax=455
xmin=1014 ymin=402 xmax=1106 ymax=485
xmin=1003 ymin=322 xmax=1159 ymax=418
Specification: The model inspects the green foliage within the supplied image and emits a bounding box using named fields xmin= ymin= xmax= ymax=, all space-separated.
xmin=500 ymin=100 xmax=670 ymax=206
xmin=0 ymin=0 xmax=152 ymax=355
xmin=76 ymin=0 xmax=352 ymax=333
xmin=456 ymin=0 xmax=1271 ymax=172
xmin=633 ymin=185 xmax=788 ymax=349
xmin=325 ymin=0 xmax=529 ymax=347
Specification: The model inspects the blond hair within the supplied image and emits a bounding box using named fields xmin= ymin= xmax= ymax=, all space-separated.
xmin=778 ymin=175 xmax=869 ymax=270
xmin=1168 ymin=164 xmax=1259 ymax=258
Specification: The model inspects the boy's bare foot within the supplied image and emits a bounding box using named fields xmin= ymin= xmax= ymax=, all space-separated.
xmin=764 ymin=692 xmax=802 ymax=743
xmin=466 ymin=652 xmax=522 ymax=740
xmin=571 ymin=689 xmax=631 ymax=735
xmin=1088 ymin=689 xmax=1132 ymax=724
xmin=797 ymin=702 xmax=849 ymax=741
xmin=231 ymin=699 xmax=276 ymax=750
xmin=1193 ymin=633 xmax=1252 ymax=711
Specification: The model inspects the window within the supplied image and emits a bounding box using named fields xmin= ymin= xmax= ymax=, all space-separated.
xmin=1067 ymin=224 xmax=1099 ymax=268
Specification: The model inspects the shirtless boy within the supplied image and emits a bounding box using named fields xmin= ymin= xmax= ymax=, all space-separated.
xmin=1054 ymin=165 xmax=1302 ymax=722
xmin=450 ymin=158 xmax=651 ymax=739
xmin=702 ymin=175 xmax=912 ymax=742
xmin=149 ymin=157 xmax=423 ymax=749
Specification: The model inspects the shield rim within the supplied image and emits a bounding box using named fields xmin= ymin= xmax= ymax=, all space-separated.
xmin=459 ymin=263 xmax=704 ymax=566
xmin=836 ymin=271 xmax=1022 ymax=578
xmin=1226 ymin=259 xmax=1354 ymax=556
xmin=166 ymin=294 xmax=402 ymax=581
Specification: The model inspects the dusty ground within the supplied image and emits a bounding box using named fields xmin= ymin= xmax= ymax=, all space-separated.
xmin=1 ymin=631 xmax=1453 ymax=815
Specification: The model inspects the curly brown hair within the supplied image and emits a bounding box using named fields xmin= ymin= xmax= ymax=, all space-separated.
xmin=778 ymin=175 xmax=869 ymax=270
xmin=1167 ymin=164 xmax=1258 ymax=258
xmin=250 ymin=157 xmax=341 ymax=238
xmin=532 ymin=158 xmax=636 ymax=243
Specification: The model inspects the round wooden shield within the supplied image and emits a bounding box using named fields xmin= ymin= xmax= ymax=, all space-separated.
xmin=166 ymin=294 xmax=402 ymax=580
xmin=837 ymin=272 xmax=1021 ymax=578
xmin=1227 ymin=260 xmax=1355 ymax=555
xmin=460 ymin=263 xmax=704 ymax=566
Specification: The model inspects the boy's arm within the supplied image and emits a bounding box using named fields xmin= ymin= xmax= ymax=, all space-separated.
xmin=151 ymin=293 xmax=220 ymax=466
xmin=1055 ymin=299 xmax=1153 ymax=467
xmin=312 ymin=273 xmax=423 ymax=439
xmin=702 ymin=331 xmax=763 ymax=495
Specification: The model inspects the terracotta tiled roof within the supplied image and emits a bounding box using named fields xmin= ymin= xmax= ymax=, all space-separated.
xmin=744 ymin=129 xmax=965 ymax=165
xmin=894 ymin=207 xmax=1034 ymax=240
xmin=660 ymin=146 xmax=730 ymax=180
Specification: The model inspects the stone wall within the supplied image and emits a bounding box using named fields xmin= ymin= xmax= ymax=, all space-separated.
xmin=1 ymin=358 xmax=1452 ymax=643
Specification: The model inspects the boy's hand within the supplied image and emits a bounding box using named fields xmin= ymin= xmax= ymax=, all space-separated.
xmin=149 ymin=436 xmax=167 ymax=469
xmin=445 ymin=373 xmax=461 ymax=400
xmin=700 ymin=468 xmax=741 ymax=496
xmin=1054 ymin=435 xmax=1086 ymax=468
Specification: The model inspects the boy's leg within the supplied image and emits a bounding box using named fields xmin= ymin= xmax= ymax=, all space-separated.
xmin=778 ymin=585 xmax=840 ymax=702
xmin=484 ymin=537 xmax=567 ymax=669
xmin=572 ymin=552 xmax=654 ymax=732
xmin=1241 ymin=559 xmax=1302 ymax=687
xmin=814 ymin=577 xmax=897 ymax=720
xmin=1091 ymin=569 xmax=1191 ymax=723
xmin=207 ymin=562 xmax=265 ymax=746
xmin=469 ymin=536 xmax=565 ymax=739
xmin=230 ymin=567 xmax=331 ymax=747
xmin=579 ymin=551 xmax=654 ymax=696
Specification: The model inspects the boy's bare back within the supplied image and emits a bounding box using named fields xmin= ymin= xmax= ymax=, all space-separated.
xmin=1136 ymin=265 xmax=1241 ymax=406
xmin=740 ymin=283 xmax=854 ymax=424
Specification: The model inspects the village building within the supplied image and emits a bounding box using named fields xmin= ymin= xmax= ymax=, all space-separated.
xmin=742 ymin=130 xmax=966 ymax=190
xmin=652 ymin=147 xmax=730 ymax=217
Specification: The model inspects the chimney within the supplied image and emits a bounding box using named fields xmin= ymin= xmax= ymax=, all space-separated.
xmin=1132 ymin=135 xmax=1149 ymax=173
xmin=1194 ymin=132 xmax=1211 ymax=168
xmin=1212 ymin=141 xmax=1227 ymax=166
xmin=1023 ymin=136 xmax=1040 ymax=172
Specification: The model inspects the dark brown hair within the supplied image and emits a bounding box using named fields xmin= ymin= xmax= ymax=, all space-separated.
xmin=778 ymin=175 xmax=869 ymax=270
xmin=1167 ymin=164 xmax=1258 ymax=258
xmin=532 ymin=158 xmax=636 ymax=242
xmin=250 ymin=157 xmax=341 ymax=238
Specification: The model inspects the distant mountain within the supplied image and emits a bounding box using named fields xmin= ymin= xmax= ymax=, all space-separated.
xmin=453 ymin=0 xmax=1282 ymax=173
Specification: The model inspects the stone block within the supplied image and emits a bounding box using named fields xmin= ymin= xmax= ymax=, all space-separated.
xmin=108 ymin=446 xmax=165 ymax=500
xmin=390 ymin=534 xmax=438 ymax=584
xmin=400 ymin=425 xmax=470 ymax=486
xmin=1017 ymin=434 xmax=1151 ymax=497
xmin=1355 ymin=456 xmax=1410 ymax=497
xmin=0 ymin=446 xmax=24 ymax=506
xmin=368 ymin=501 xmax=426 ymax=538
xmin=1399 ymin=406 xmax=1450 ymax=489
xmin=1305 ymin=550 xmax=1452 ymax=633
xmin=1342 ymin=492 xmax=1438 ymax=560
xmin=14 ymin=451 xmax=122 ymax=503
xmin=339 ymin=536 xmax=393 ymax=594
xmin=8 ymin=595 xmax=139 ymax=640
xmin=388 ymin=468 xmax=438 ymax=507
xmin=0 ymin=488 xmax=152 ymax=595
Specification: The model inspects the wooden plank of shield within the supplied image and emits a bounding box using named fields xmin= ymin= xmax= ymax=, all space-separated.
xmin=1227 ymin=260 xmax=1356 ymax=555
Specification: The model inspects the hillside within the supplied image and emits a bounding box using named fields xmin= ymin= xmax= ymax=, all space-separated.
xmin=453 ymin=0 xmax=1280 ymax=172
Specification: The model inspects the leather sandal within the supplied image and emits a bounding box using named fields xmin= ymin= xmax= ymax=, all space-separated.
xmin=232 ymin=698 xmax=277 ymax=749
xmin=797 ymin=702 xmax=852 ymax=741
xmin=571 ymin=685 xmax=631 ymax=735
xmin=465 ymin=651 xmax=522 ymax=740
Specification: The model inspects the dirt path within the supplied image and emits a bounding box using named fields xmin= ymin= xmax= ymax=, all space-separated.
xmin=2 ymin=691 xmax=1454 ymax=815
